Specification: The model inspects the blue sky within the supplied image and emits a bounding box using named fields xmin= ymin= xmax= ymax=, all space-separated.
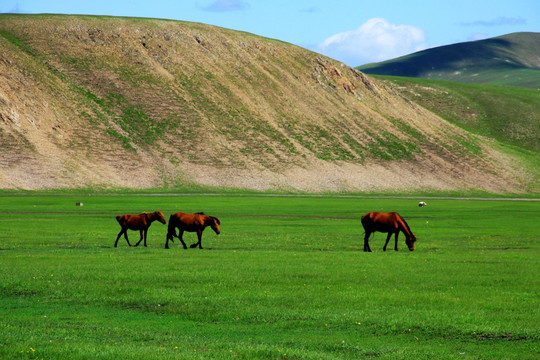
xmin=1 ymin=0 xmax=538 ymax=66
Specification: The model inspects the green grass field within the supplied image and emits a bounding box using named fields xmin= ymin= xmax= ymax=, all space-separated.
xmin=0 ymin=193 xmax=538 ymax=359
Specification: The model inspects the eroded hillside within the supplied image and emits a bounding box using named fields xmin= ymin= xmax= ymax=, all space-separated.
xmin=0 ymin=15 xmax=534 ymax=192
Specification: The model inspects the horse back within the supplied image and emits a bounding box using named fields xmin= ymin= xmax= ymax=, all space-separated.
xmin=116 ymin=213 xmax=149 ymax=230
xmin=361 ymin=211 xmax=401 ymax=232
xmin=170 ymin=212 xmax=205 ymax=231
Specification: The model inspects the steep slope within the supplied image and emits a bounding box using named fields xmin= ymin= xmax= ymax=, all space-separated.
xmin=358 ymin=32 xmax=540 ymax=88
xmin=0 ymin=15 xmax=534 ymax=192
xmin=373 ymin=76 xmax=540 ymax=152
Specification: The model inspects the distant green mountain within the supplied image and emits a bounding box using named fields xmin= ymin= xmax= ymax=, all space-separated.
xmin=357 ymin=32 xmax=540 ymax=88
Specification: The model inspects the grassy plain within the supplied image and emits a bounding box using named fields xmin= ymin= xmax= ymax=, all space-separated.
xmin=0 ymin=193 xmax=538 ymax=359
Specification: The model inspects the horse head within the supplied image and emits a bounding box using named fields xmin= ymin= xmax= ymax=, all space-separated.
xmin=154 ymin=211 xmax=167 ymax=224
xmin=209 ymin=216 xmax=221 ymax=235
xmin=406 ymin=233 xmax=416 ymax=251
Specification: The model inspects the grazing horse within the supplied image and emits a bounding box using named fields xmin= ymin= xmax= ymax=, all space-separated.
xmin=361 ymin=211 xmax=416 ymax=252
xmin=165 ymin=212 xmax=220 ymax=249
xmin=114 ymin=211 xmax=166 ymax=248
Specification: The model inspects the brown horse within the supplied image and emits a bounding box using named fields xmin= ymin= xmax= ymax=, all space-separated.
xmin=361 ymin=211 xmax=416 ymax=252
xmin=114 ymin=211 xmax=166 ymax=248
xmin=165 ymin=212 xmax=220 ymax=249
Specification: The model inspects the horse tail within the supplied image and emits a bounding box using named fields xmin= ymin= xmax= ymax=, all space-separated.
xmin=167 ymin=215 xmax=178 ymax=237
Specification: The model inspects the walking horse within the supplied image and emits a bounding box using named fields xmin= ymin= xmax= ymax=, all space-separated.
xmin=114 ymin=211 xmax=166 ymax=247
xmin=165 ymin=212 xmax=221 ymax=249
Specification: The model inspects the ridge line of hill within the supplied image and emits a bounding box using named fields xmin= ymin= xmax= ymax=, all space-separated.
xmin=357 ymin=32 xmax=540 ymax=89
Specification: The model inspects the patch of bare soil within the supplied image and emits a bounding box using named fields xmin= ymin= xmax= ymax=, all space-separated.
xmin=179 ymin=152 xmax=524 ymax=193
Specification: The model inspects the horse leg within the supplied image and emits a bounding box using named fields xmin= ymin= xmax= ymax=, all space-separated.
xmin=363 ymin=232 xmax=372 ymax=252
xmin=143 ymin=229 xmax=148 ymax=247
xmin=394 ymin=232 xmax=399 ymax=251
xmin=197 ymin=230 xmax=203 ymax=249
xmin=178 ymin=230 xmax=187 ymax=249
xmin=190 ymin=230 xmax=203 ymax=249
xmin=134 ymin=230 xmax=144 ymax=247
xmin=383 ymin=233 xmax=392 ymax=251
xmin=123 ymin=229 xmax=132 ymax=247
xmin=114 ymin=229 xmax=125 ymax=248
xmin=165 ymin=229 xmax=173 ymax=249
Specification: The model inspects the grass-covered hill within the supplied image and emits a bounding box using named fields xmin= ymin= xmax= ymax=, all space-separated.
xmin=0 ymin=15 xmax=536 ymax=193
xmin=375 ymin=76 xmax=540 ymax=153
xmin=358 ymin=32 xmax=540 ymax=89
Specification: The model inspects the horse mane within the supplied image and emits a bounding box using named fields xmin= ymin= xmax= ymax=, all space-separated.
xmin=396 ymin=213 xmax=413 ymax=236
xmin=196 ymin=212 xmax=219 ymax=225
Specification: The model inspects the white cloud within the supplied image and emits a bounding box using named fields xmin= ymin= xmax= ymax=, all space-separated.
xmin=316 ymin=18 xmax=427 ymax=66
xmin=203 ymin=0 xmax=249 ymax=12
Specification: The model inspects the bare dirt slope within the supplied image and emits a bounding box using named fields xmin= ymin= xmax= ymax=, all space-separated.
xmin=0 ymin=15 xmax=534 ymax=192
